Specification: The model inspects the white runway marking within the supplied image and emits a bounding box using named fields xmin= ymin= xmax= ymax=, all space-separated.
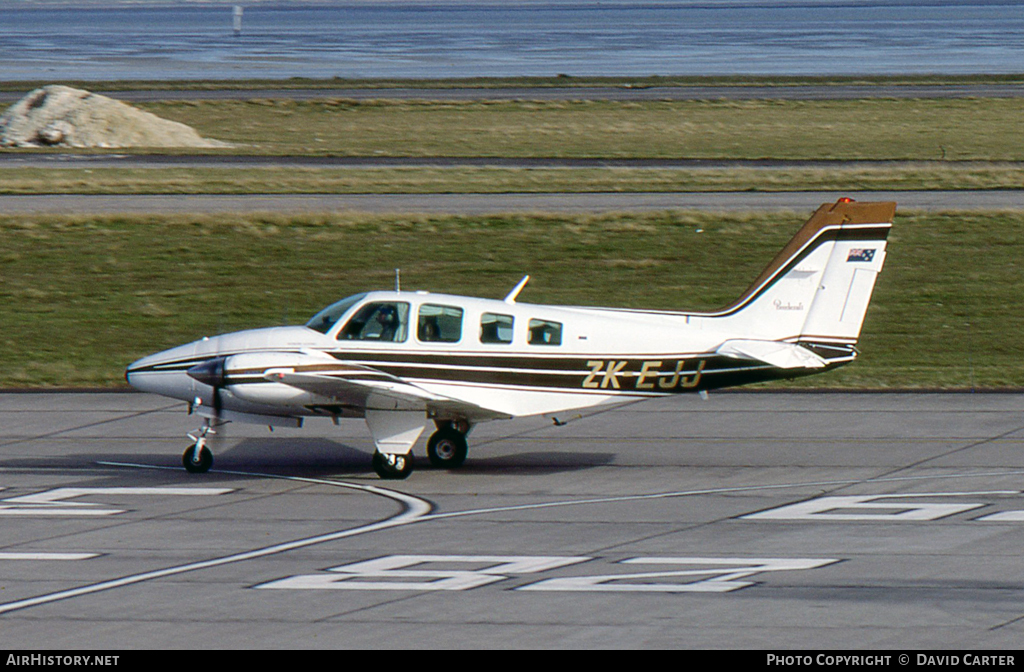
xmin=0 ymin=553 xmax=98 ymax=561
xmin=742 ymin=491 xmax=1019 ymax=522
xmin=0 ymin=486 xmax=233 ymax=516
xmin=518 ymin=557 xmax=841 ymax=593
xmin=976 ymin=511 xmax=1024 ymax=522
xmin=258 ymin=555 xmax=591 ymax=592
xmin=259 ymin=554 xmax=841 ymax=594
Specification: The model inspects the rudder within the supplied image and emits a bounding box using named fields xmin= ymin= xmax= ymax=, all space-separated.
xmin=799 ymin=200 xmax=894 ymax=344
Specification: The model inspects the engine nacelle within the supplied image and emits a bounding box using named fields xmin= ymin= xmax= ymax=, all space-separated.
xmin=222 ymin=350 xmax=337 ymax=407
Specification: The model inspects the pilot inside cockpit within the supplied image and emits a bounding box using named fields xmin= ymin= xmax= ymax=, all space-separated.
xmin=375 ymin=305 xmax=398 ymax=341
xmin=339 ymin=302 xmax=410 ymax=342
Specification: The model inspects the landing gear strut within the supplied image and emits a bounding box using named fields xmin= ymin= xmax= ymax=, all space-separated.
xmin=183 ymin=420 xmax=216 ymax=473
xmin=368 ymin=419 xmax=471 ymax=479
xmin=372 ymin=450 xmax=414 ymax=480
xmin=426 ymin=421 xmax=469 ymax=469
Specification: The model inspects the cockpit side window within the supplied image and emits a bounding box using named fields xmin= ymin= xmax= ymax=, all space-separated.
xmin=528 ymin=318 xmax=562 ymax=346
xmin=305 ymin=293 xmax=367 ymax=334
xmin=417 ymin=304 xmax=463 ymax=343
xmin=480 ymin=313 xmax=514 ymax=344
xmin=338 ymin=302 xmax=410 ymax=342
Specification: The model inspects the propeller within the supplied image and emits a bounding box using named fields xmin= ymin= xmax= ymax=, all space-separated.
xmin=187 ymin=356 xmax=228 ymax=421
xmin=182 ymin=355 xmax=230 ymax=472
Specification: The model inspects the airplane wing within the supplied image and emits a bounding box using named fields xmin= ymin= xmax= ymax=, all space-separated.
xmin=263 ymin=363 xmax=510 ymax=421
xmin=716 ymin=339 xmax=827 ymax=369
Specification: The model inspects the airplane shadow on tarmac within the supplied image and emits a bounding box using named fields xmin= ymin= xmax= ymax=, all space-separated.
xmin=29 ymin=436 xmax=614 ymax=477
xmin=0 ymin=439 xmax=615 ymax=479
xmin=201 ymin=437 xmax=616 ymax=478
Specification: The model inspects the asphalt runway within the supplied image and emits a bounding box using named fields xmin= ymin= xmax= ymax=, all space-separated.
xmin=2 ymin=391 xmax=1024 ymax=649
xmin=2 ymin=191 xmax=1022 ymax=215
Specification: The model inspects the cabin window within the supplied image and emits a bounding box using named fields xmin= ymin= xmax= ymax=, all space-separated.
xmin=528 ymin=318 xmax=562 ymax=346
xmin=418 ymin=304 xmax=463 ymax=343
xmin=338 ymin=302 xmax=409 ymax=342
xmin=480 ymin=313 xmax=514 ymax=344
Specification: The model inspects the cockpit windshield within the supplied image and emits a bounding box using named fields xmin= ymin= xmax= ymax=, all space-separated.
xmin=305 ymin=293 xmax=367 ymax=334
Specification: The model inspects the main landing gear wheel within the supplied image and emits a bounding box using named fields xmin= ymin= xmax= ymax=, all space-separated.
xmin=372 ymin=451 xmax=414 ymax=480
xmin=427 ymin=426 xmax=468 ymax=469
xmin=182 ymin=442 xmax=213 ymax=473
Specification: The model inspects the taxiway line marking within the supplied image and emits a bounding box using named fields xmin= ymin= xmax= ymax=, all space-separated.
xmin=0 ymin=464 xmax=433 ymax=616
xmin=422 ymin=472 xmax=1024 ymax=522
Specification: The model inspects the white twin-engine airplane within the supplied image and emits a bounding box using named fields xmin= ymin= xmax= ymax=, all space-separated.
xmin=126 ymin=199 xmax=895 ymax=479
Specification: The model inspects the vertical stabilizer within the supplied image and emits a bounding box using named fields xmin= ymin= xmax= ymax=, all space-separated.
xmin=710 ymin=199 xmax=895 ymax=345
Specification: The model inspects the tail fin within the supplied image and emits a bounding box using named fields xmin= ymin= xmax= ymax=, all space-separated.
xmin=711 ymin=199 xmax=895 ymax=346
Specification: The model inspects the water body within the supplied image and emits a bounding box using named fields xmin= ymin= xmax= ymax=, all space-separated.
xmin=1 ymin=1 xmax=1022 ymax=81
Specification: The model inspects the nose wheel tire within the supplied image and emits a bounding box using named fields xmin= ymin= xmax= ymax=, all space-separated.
xmin=372 ymin=450 xmax=414 ymax=480
xmin=427 ymin=427 xmax=468 ymax=469
xmin=183 ymin=442 xmax=213 ymax=473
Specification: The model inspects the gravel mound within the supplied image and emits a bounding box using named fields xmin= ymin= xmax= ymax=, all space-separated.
xmin=0 ymin=85 xmax=229 ymax=149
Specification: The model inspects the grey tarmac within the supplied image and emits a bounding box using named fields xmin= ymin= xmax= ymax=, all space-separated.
xmin=1 ymin=191 xmax=1022 ymax=215
xmin=1 ymin=391 xmax=1023 ymax=649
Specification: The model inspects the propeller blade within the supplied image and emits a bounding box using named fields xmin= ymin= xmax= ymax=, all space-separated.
xmin=187 ymin=356 xmax=228 ymax=421
xmin=186 ymin=356 xmax=227 ymax=388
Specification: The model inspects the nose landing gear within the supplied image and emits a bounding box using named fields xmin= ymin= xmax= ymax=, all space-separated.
xmin=183 ymin=440 xmax=213 ymax=473
xmin=183 ymin=419 xmax=218 ymax=473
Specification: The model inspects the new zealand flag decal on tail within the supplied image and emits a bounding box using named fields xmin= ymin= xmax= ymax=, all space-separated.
xmin=847 ymin=248 xmax=876 ymax=262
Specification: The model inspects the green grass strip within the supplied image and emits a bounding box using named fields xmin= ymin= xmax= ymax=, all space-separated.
xmin=1 ymin=210 xmax=1019 ymax=389
xmin=128 ymin=98 xmax=1024 ymax=161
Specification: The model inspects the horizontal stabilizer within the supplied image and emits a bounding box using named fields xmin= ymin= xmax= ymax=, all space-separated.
xmin=717 ymin=339 xmax=827 ymax=370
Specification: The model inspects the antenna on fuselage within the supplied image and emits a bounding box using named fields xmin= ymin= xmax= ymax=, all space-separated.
xmin=504 ymin=275 xmax=530 ymax=304
xmin=395 ymin=268 xmax=401 ymax=293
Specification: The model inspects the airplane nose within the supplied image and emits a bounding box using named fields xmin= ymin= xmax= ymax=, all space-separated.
xmin=124 ymin=340 xmax=200 ymax=397
xmin=124 ymin=356 xmax=173 ymax=396
xmin=124 ymin=357 xmax=147 ymax=389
